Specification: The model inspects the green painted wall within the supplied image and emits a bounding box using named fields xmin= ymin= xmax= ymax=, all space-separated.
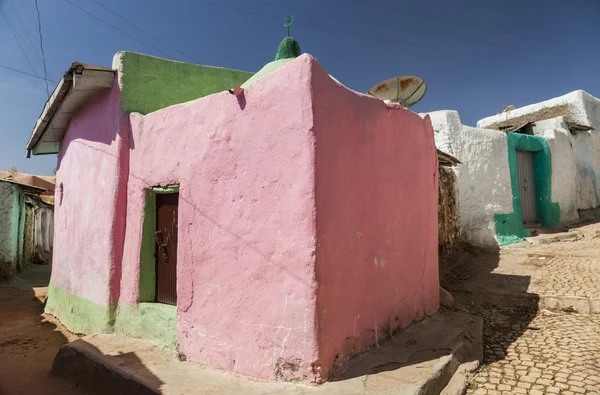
xmin=46 ymin=283 xmax=177 ymax=349
xmin=118 ymin=51 xmax=254 ymax=115
xmin=32 ymin=142 xmax=60 ymax=155
xmin=0 ymin=182 xmax=23 ymax=279
xmin=16 ymin=193 xmax=26 ymax=272
xmin=494 ymin=133 xmax=560 ymax=245
xmin=139 ymin=191 xmax=156 ymax=302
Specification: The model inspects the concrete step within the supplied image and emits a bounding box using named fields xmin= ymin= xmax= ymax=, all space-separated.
xmin=51 ymin=311 xmax=483 ymax=395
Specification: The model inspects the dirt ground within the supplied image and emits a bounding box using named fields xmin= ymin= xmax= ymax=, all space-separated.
xmin=0 ymin=264 xmax=88 ymax=395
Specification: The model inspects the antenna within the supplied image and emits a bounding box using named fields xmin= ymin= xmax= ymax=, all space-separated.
xmin=284 ymin=14 xmax=294 ymax=36
xmin=367 ymin=76 xmax=427 ymax=108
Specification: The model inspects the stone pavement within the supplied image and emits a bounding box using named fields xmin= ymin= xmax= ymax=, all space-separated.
xmin=467 ymin=311 xmax=600 ymax=395
xmin=443 ymin=219 xmax=600 ymax=395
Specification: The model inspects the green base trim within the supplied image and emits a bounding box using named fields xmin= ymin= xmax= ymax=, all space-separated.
xmin=494 ymin=133 xmax=561 ymax=246
xmin=46 ymin=283 xmax=177 ymax=349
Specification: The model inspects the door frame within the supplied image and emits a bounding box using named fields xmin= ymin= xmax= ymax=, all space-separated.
xmin=139 ymin=184 xmax=180 ymax=303
xmin=494 ymin=133 xmax=560 ymax=244
xmin=515 ymin=150 xmax=538 ymax=226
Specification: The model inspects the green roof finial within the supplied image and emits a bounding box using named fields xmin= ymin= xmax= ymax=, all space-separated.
xmin=275 ymin=15 xmax=301 ymax=61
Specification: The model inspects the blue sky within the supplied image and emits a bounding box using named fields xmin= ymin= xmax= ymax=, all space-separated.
xmin=1 ymin=0 xmax=599 ymax=175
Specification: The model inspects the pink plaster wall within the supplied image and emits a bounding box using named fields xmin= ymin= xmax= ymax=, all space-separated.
xmin=120 ymin=55 xmax=320 ymax=380
xmin=51 ymin=80 xmax=128 ymax=308
xmin=51 ymin=53 xmax=438 ymax=382
xmin=311 ymin=62 xmax=440 ymax=376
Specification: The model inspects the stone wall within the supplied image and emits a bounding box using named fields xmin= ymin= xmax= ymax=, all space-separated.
xmin=438 ymin=166 xmax=461 ymax=260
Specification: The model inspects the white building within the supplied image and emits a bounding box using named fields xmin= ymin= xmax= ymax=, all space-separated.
xmin=426 ymin=90 xmax=600 ymax=248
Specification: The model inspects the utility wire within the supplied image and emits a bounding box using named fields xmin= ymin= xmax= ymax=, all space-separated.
xmin=33 ymin=0 xmax=50 ymax=96
xmin=16 ymin=0 xmax=61 ymax=68
xmin=347 ymin=0 xmax=600 ymax=53
xmin=7 ymin=0 xmax=44 ymax=66
xmin=62 ymin=0 xmax=182 ymax=60
xmin=190 ymin=0 xmax=570 ymax=69
xmin=0 ymin=9 xmax=47 ymax=91
xmin=0 ymin=63 xmax=57 ymax=82
xmin=88 ymin=0 xmax=199 ymax=63
xmin=246 ymin=0 xmax=600 ymax=62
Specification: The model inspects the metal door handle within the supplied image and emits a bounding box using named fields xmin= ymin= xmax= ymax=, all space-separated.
xmin=154 ymin=230 xmax=169 ymax=263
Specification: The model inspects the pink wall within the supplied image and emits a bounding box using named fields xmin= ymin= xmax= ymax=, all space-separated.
xmin=51 ymin=81 xmax=129 ymax=308
xmin=51 ymin=53 xmax=438 ymax=382
xmin=311 ymin=62 xmax=439 ymax=376
xmin=120 ymin=55 xmax=320 ymax=380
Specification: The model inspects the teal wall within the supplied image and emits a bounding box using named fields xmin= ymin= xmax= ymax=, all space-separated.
xmin=494 ymin=133 xmax=560 ymax=245
xmin=0 ymin=182 xmax=24 ymax=279
xmin=118 ymin=51 xmax=254 ymax=115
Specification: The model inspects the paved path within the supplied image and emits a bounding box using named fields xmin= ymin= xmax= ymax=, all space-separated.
xmin=445 ymin=220 xmax=600 ymax=395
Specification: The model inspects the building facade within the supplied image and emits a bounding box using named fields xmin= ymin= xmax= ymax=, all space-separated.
xmin=29 ymin=41 xmax=440 ymax=382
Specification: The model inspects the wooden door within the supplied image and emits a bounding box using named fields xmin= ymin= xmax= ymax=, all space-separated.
xmin=516 ymin=151 xmax=538 ymax=225
xmin=155 ymin=193 xmax=179 ymax=305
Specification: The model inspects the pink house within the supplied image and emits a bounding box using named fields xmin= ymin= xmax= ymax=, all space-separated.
xmin=27 ymin=39 xmax=439 ymax=382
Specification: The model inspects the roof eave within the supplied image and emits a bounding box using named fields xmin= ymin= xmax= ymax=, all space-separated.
xmin=26 ymin=63 xmax=116 ymax=157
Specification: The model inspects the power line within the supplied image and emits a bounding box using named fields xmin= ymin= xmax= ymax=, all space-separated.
xmin=0 ymin=9 xmax=47 ymax=91
xmin=245 ymin=0 xmax=600 ymax=62
xmin=0 ymin=63 xmax=57 ymax=82
xmin=16 ymin=0 xmax=61 ymax=68
xmin=62 ymin=0 xmax=183 ymax=60
xmin=34 ymin=0 xmax=50 ymax=96
xmin=347 ymin=0 xmax=600 ymax=53
xmin=7 ymin=0 xmax=44 ymax=66
xmin=189 ymin=0 xmax=571 ymax=69
xmin=88 ymin=0 xmax=199 ymax=63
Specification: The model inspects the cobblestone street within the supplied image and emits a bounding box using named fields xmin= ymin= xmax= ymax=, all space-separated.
xmin=444 ymin=220 xmax=600 ymax=395
xmin=469 ymin=311 xmax=600 ymax=395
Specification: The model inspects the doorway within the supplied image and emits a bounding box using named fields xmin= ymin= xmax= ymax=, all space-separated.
xmin=139 ymin=186 xmax=180 ymax=305
xmin=155 ymin=193 xmax=179 ymax=305
xmin=515 ymin=150 xmax=538 ymax=226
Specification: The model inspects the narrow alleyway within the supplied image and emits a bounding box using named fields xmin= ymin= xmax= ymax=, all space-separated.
xmin=443 ymin=219 xmax=600 ymax=395
xmin=2 ymin=223 xmax=600 ymax=395
xmin=0 ymin=264 xmax=88 ymax=395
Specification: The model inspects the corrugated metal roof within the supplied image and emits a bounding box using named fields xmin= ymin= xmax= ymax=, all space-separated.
xmin=0 ymin=178 xmax=46 ymax=193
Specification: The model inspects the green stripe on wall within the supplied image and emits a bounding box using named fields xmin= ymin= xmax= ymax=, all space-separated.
xmin=45 ymin=283 xmax=177 ymax=349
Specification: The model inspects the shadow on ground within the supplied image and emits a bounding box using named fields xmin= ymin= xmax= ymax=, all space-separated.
xmin=0 ymin=264 xmax=162 ymax=395
xmin=440 ymin=244 xmax=540 ymax=368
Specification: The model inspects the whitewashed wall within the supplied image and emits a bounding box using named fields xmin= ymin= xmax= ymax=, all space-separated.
xmin=479 ymin=90 xmax=600 ymax=215
xmin=427 ymin=111 xmax=513 ymax=248
xmin=533 ymin=118 xmax=579 ymax=222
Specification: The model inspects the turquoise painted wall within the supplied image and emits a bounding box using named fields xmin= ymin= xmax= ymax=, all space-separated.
xmin=0 ymin=182 xmax=23 ymax=279
xmin=494 ymin=133 xmax=560 ymax=245
xmin=117 ymin=51 xmax=254 ymax=115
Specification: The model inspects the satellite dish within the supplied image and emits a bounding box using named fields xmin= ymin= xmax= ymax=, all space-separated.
xmin=367 ymin=76 xmax=427 ymax=108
